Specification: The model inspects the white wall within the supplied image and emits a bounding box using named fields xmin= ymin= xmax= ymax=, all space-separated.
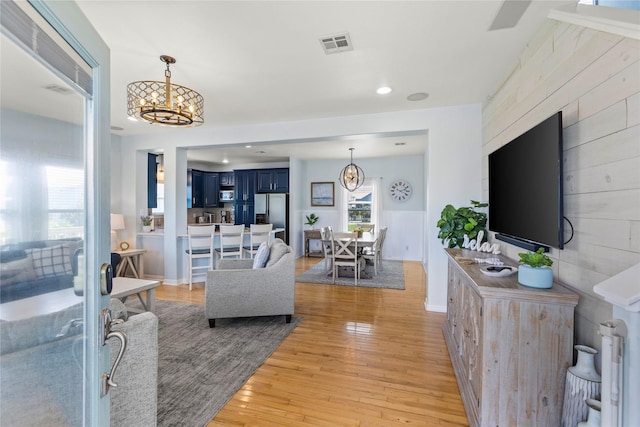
xmin=482 ymin=17 xmax=640 ymax=351
xmin=110 ymin=134 xmax=122 ymax=213
xmin=301 ymin=155 xmax=425 ymax=261
xmin=288 ymin=156 xmax=304 ymax=254
xmin=424 ymin=105 xmax=483 ymax=312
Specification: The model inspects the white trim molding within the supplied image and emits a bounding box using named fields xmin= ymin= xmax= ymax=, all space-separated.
xmin=425 ymin=300 xmax=447 ymax=313
xmin=549 ymin=4 xmax=640 ymax=40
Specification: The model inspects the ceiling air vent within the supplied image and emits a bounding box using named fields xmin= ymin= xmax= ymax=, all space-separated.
xmin=319 ymin=32 xmax=353 ymax=54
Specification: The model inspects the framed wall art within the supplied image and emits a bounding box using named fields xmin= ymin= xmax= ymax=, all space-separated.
xmin=311 ymin=182 xmax=335 ymax=206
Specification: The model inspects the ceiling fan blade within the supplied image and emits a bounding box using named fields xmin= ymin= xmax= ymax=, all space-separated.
xmin=489 ymin=0 xmax=532 ymax=31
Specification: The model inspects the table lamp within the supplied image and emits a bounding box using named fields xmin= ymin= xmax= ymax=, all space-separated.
xmin=110 ymin=213 xmax=125 ymax=251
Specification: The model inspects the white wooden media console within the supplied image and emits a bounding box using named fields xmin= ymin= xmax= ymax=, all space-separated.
xmin=443 ymin=248 xmax=579 ymax=427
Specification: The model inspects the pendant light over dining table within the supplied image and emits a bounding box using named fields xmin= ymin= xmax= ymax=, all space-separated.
xmin=338 ymin=148 xmax=365 ymax=192
xmin=127 ymin=55 xmax=204 ymax=127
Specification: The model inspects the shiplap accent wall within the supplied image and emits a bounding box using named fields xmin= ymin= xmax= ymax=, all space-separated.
xmin=482 ymin=19 xmax=640 ymax=352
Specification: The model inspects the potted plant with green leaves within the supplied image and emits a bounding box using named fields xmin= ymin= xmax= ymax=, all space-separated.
xmin=141 ymin=215 xmax=153 ymax=232
xmin=436 ymin=200 xmax=488 ymax=248
xmin=304 ymin=213 xmax=319 ymax=229
xmin=517 ymin=247 xmax=553 ymax=288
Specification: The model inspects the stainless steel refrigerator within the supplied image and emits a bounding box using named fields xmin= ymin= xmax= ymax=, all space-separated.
xmin=254 ymin=193 xmax=289 ymax=243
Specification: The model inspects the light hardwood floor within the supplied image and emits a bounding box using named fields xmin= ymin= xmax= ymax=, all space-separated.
xmin=156 ymin=257 xmax=468 ymax=426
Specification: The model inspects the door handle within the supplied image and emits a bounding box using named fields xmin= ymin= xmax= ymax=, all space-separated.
xmin=100 ymin=308 xmax=128 ymax=397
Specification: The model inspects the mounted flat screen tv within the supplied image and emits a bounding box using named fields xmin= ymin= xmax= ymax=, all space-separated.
xmin=488 ymin=112 xmax=564 ymax=250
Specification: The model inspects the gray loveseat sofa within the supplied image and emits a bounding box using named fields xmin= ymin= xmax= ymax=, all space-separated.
xmin=0 ymin=238 xmax=122 ymax=303
xmin=205 ymin=238 xmax=294 ymax=327
xmin=0 ymin=299 xmax=158 ymax=426
xmin=0 ymin=238 xmax=82 ymax=303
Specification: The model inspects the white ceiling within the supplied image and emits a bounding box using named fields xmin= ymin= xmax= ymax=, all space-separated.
xmin=185 ymin=131 xmax=429 ymax=166
xmin=3 ymin=1 xmax=580 ymax=166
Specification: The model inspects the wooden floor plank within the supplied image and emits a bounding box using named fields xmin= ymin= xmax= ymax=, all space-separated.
xmin=156 ymin=257 xmax=468 ymax=426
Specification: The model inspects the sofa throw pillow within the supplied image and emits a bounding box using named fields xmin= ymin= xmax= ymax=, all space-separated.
xmin=26 ymin=245 xmax=73 ymax=278
xmin=59 ymin=240 xmax=83 ymax=274
xmin=252 ymin=241 xmax=270 ymax=269
xmin=265 ymin=238 xmax=289 ymax=268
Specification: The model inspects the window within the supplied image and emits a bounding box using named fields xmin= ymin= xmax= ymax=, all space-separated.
xmin=152 ymin=183 xmax=164 ymax=215
xmin=0 ymin=163 xmax=85 ymax=243
xmin=0 ymin=161 xmax=12 ymax=244
xmin=578 ymin=0 xmax=639 ymax=10
xmin=343 ymin=179 xmax=379 ymax=231
xmin=151 ymin=154 xmax=164 ymax=215
xmin=46 ymin=166 xmax=84 ymax=239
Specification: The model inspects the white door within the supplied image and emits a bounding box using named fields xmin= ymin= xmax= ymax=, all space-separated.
xmin=0 ymin=0 xmax=112 ymax=425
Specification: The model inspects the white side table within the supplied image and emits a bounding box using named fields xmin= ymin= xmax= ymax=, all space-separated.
xmin=113 ymin=248 xmax=146 ymax=279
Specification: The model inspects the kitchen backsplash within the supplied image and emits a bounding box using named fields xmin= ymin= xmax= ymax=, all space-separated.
xmin=187 ymin=205 xmax=234 ymax=224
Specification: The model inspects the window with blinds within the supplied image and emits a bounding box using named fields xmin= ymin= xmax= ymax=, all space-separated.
xmin=46 ymin=166 xmax=84 ymax=239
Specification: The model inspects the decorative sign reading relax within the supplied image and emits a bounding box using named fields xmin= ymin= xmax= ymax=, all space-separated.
xmin=462 ymin=231 xmax=501 ymax=254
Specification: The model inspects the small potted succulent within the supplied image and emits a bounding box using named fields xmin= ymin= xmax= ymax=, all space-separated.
xmin=141 ymin=215 xmax=153 ymax=232
xmin=517 ymin=247 xmax=553 ymax=288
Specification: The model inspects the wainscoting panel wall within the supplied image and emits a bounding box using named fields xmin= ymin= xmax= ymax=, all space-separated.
xmin=481 ymin=17 xmax=639 ymax=353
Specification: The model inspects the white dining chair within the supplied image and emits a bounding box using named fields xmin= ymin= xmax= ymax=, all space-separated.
xmin=362 ymin=226 xmax=387 ymax=275
xmin=215 ymin=224 xmax=245 ymax=261
xmin=332 ymin=231 xmax=362 ymax=286
xmin=185 ymin=225 xmax=215 ymax=290
xmin=320 ymin=226 xmax=334 ymax=274
xmin=243 ymin=223 xmax=273 ymax=258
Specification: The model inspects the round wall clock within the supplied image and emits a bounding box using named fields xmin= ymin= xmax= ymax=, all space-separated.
xmin=389 ymin=179 xmax=412 ymax=202
xmin=119 ymin=241 xmax=130 ymax=251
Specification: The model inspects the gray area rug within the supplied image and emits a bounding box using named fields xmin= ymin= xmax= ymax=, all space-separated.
xmin=140 ymin=300 xmax=300 ymax=427
xmin=295 ymin=259 xmax=405 ymax=289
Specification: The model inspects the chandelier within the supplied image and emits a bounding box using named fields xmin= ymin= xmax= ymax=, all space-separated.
xmin=127 ymin=55 xmax=204 ymax=127
xmin=338 ymin=148 xmax=365 ymax=192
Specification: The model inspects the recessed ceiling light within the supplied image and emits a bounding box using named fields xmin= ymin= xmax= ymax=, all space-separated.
xmin=222 ymin=159 xmax=229 ymax=164
xmin=407 ymin=92 xmax=429 ymax=101
xmin=376 ymin=86 xmax=392 ymax=95
xmin=245 ymin=145 xmax=252 ymax=148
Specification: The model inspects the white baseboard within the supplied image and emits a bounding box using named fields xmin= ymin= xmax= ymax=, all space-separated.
xmin=161 ymin=274 xmax=206 ymax=286
xmin=425 ymin=300 xmax=447 ymax=313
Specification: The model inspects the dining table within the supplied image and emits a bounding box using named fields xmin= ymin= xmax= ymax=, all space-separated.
xmin=353 ymin=232 xmax=376 ymax=248
xmin=330 ymin=231 xmax=377 ymax=277
xmin=331 ymin=231 xmax=376 ymax=250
